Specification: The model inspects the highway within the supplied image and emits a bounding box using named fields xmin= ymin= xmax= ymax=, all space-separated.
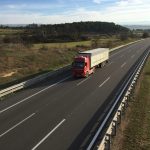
xmin=0 ymin=39 xmax=150 ymax=150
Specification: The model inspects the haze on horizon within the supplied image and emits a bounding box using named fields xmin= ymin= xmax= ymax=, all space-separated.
xmin=0 ymin=0 xmax=150 ymax=25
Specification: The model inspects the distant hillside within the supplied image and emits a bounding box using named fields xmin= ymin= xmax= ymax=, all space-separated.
xmin=125 ymin=25 xmax=150 ymax=30
xmin=21 ymin=22 xmax=129 ymax=43
xmin=1 ymin=21 xmax=129 ymax=43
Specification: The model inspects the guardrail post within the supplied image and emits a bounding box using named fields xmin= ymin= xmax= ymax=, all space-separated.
xmin=123 ymin=97 xmax=128 ymax=108
xmin=111 ymin=120 xmax=117 ymax=136
xmin=121 ymin=102 xmax=126 ymax=116
xmin=117 ymin=110 xmax=122 ymax=124
xmin=104 ymin=134 xmax=111 ymax=150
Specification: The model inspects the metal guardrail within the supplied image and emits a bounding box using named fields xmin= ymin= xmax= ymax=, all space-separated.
xmin=87 ymin=48 xmax=150 ymax=150
xmin=0 ymin=65 xmax=71 ymax=98
xmin=0 ymin=39 xmax=144 ymax=99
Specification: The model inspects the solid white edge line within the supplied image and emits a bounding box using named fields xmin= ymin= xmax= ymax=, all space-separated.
xmin=31 ymin=119 xmax=66 ymax=150
xmin=99 ymin=77 xmax=110 ymax=88
xmin=0 ymin=113 xmax=35 ymax=138
xmin=0 ymin=76 xmax=71 ymax=114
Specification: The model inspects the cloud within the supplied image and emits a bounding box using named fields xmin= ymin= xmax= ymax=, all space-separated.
xmin=93 ymin=0 xmax=101 ymax=4
xmin=116 ymin=0 xmax=143 ymax=7
xmin=103 ymin=0 xmax=150 ymax=24
xmin=6 ymin=4 xmax=27 ymax=9
xmin=0 ymin=0 xmax=150 ymax=24
xmin=0 ymin=9 xmax=102 ymax=24
xmin=3 ymin=3 xmax=64 ymax=10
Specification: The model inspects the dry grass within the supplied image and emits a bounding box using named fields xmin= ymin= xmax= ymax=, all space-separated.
xmin=0 ymin=29 xmax=23 ymax=35
xmin=0 ymin=35 xmax=138 ymax=85
xmin=0 ymin=43 xmax=77 ymax=85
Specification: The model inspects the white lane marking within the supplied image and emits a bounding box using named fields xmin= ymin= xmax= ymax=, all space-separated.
xmin=0 ymin=76 xmax=71 ymax=114
xmin=99 ymin=77 xmax=110 ymax=88
xmin=121 ymin=62 xmax=127 ymax=68
xmin=32 ymin=119 xmax=66 ymax=150
xmin=0 ymin=113 xmax=35 ymax=138
xmin=77 ymin=76 xmax=91 ymax=86
xmin=131 ymin=55 xmax=135 ymax=58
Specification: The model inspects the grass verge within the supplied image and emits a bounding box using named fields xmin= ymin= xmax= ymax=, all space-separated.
xmin=112 ymin=57 xmax=150 ymax=150
xmin=0 ymin=37 xmax=139 ymax=86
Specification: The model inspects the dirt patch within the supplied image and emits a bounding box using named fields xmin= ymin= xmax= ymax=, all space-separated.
xmin=1 ymin=71 xmax=17 ymax=78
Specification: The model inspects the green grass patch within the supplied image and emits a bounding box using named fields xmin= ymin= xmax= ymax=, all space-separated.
xmin=33 ymin=40 xmax=91 ymax=49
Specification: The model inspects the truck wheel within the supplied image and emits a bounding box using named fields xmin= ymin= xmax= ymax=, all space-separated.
xmin=100 ymin=62 xmax=104 ymax=68
xmin=98 ymin=64 xmax=101 ymax=68
xmin=101 ymin=62 xmax=106 ymax=68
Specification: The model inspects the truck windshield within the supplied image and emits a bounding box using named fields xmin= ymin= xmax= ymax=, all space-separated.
xmin=73 ymin=61 xmax=85 ymax=68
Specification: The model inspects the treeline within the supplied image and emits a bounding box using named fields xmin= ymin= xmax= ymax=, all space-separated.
xmin=22 ymin=22 xmax=129 ymax=43
xmin=1 ymin=21 xmax=130 ymax=43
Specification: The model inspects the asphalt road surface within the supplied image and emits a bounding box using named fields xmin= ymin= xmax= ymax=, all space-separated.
xmin=0 ymin=39 xmax=150 ymax=150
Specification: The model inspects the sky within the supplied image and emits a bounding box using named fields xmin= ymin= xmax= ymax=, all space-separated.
xmin=0 ymin=0 xmax=150 ymax=25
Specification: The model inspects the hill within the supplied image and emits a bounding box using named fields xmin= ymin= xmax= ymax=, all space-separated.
xmin=20 ymin=21 xmax=129 ymax=43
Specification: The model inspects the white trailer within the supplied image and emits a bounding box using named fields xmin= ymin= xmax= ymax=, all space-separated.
xmin=79 ymin=48 xmax=109 ymax=68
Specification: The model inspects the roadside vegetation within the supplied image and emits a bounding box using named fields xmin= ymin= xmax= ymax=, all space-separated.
xmin=0 ymin=22 xmax=143 ymax=86
xmin=112 ymin=58 xmax=150 ymax=150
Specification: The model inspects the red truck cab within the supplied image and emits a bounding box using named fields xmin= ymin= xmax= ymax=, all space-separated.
xmin=72 ymin=56 xmax=93 ymax=77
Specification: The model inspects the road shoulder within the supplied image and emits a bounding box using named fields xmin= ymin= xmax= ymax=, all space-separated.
xmin=112 ymin=57 xmax=150 ymax=150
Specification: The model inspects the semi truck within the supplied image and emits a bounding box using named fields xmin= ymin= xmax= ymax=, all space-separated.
xmin=72 ymin=48 xmax=109 ymax=77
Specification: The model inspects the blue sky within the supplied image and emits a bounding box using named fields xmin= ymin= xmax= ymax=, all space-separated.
xmin=0 ymin=0 xmax=150 ymax=25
